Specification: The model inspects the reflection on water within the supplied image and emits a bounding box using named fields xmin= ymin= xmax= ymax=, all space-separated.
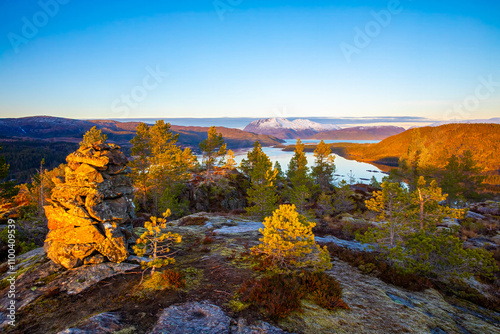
xmin=230 ymin=140 xmax=387 ymax=185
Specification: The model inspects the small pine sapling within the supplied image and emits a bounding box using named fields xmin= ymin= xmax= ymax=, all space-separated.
xmin=252 ymin=204 xmax=332 ymax=274
xmin=133 ymin=209 xmax=182 ymax=276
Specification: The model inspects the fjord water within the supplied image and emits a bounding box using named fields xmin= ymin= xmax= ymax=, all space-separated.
xmin=232 ymin=139 xmax=386 ymax=184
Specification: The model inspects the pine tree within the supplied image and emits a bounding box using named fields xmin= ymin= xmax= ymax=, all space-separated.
xmin=0 ymin=144 xmax=8 ymax=180
xmin=224 ymin=149 xmax=237 ymax=170
xmin=441 ymin=151 xmax=485 ymax=204
xmin=129 ymin=122 xmax=152 ymax=211
xmin=332 ymin=180 xmax=355 ymax=213
xmin=0 ymin=144 xmax=15 ymax=199
xmin=459 ymin=150 xmax=485 ymax=200
xmin=133 ymin=209 xmax=182 ymax=276
xmin=129 ymin=121 xmax=196 ymax=214
xmin=251 ymin=204 xmax=332 ymax=274
xmin=398 ymin=129 xmax=429 ymax=191
xmin=240 ymin=141 xmax=268 ymax=178
xmin=411 ymin=176 xmax=462 ymax=230
xmin=357 ymin=179 xmax=496 ymax=280
xmin=245 ymin=148 xmax=278 ymax=219
xmin=287 ymin=139 xmax=312 ymax=213
xmin=274 ymin=161 xmax=285 ymax=182
xmin=358 ymin=181 xmax=411 ymax=248
xmin=312 ymin=140 xmax=336 ymax=192
xmin=199 ymin=126 xmax=227 ymax=180
xmin=80 ymin=126 xmax=107 ymax=146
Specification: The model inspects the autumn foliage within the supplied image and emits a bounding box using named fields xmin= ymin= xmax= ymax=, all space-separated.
xmin=251 ymin=204 xmax=332 ymax=274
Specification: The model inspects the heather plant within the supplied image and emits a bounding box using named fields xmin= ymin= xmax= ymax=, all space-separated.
xmin=251 ymin=204 xmax=331 ymax=274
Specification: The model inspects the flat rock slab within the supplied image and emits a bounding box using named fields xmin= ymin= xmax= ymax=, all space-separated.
xmin=150 ymin=301 xmax=231 ymax=334
xmin=315 ymin=235 xmax=374 ymax=252
xmin=213 ymin=221 xmax=264 ymax=235
xmin=150 ymin=301 xmax=291 ymax=334
xmin=61 ymin=262 xmax=138 ymax=295
xmin=235 ymin=318 xmax=293 ymax=334
xmin=58 ymin=312 xmax=122 ymax=333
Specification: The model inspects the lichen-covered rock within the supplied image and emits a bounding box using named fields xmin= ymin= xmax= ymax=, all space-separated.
xmin=470 ymin=200 xmax=500 ymax=216
xmin=58 ymin=312 xmax=123 ymax=333
xmin=44 ymin=142 xmax=135 ymax=269
xmin=150 ymin=301 xmax=231 ymax=334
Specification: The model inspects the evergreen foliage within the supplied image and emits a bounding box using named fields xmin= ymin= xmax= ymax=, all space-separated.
xmin=252 ymin=204 xmax=332 ymax=274
xmin=332 ymin=180 xmax=356 ymax=214
xmin=312 ymin=140 xmax=336 ymax=192
xmin=129 ymin=121 xmax=197 ymax=215
xmin=224 ymin=149 xmax=237 ymax=170
xmin=441 ymin=150 xmax=485 ymax=204
xmin=287 ymin=139 xmax=313 ymax=213
xmin=244 ymin=142 xmax=278 ymax=219
xmin=80 ymin=126 xmax=107 ymax=147
xmin=358 ymin=180 xmax=498 ymax=280
xmin=199 ymin=126 xmax=227 ymax=180
xmin=133 ymin=209 xmax=182 ymax=276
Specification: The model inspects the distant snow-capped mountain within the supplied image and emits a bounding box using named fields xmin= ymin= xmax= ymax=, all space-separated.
xmin=243 ymin=118 xmax=340 ymax=139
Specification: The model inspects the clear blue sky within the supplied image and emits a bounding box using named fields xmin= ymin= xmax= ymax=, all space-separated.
xmin=0 ymin=0 xmax=499 ymax=121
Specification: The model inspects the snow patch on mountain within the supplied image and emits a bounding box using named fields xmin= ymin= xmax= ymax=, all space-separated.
xmin=245 ymin=118 xmax=340 ymax=131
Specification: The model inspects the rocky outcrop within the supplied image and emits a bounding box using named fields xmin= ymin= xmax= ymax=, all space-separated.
xmin=470 ymin=201 xmax=500 ymax=216
xmin=58 ymin=312 xmax=123 ymax=334
xmin=181 ymin=172 xmax=247 ymax=213
xmin=150 ymin=301 xmax=291 ymax=334
xmin=44 ymin=142 xmax=135 ymax=269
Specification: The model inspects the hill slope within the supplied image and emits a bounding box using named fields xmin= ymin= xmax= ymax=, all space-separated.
xmin=0 ymin=116 xmax=283 ymax=182
xmin=341 ymin=123 xmax=500 ymax=172
xmin=0 ymin=116 xmax=283 ymax=149
xmin=311 ymin=126 xmax=405 ymax=140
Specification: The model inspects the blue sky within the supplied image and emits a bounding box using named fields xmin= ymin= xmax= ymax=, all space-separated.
xmin=0 ymin=0 xmax=499 ymax=121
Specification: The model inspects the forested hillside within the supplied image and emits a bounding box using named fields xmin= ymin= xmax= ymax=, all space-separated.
xmin=341 ymin=123 xmax=500 ymax=172
xmin=0 ymin=117 xmax=283 ymax=183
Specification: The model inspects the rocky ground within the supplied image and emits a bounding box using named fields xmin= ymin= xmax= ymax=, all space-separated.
xmin=1 ymin=212 xmax=500 ymax=334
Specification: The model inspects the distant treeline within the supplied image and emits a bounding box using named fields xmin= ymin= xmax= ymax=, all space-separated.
xmin=0 ymin=140 xmax=78 ymax=183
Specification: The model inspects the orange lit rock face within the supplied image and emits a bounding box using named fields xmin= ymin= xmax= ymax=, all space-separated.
xmin=44 ymin=142 xmax=135 ymax=269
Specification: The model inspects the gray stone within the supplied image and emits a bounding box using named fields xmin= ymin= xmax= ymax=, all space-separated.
xmin=58 ymin=312 xmax=122 ymax=333
xmin=315 ymin=235 xmax=374 ymax=252
xmin=213 ymin=221 xmax=264 ymax=235
xmin=235 ymin=318 xmax=293 ymax=333
xmin=150 ymin=301 xmax=231 ymax=334
xmin=62 ymin=262 xmax=138 ymax=295
xmin=466 ymin=211 xmax=486 ymax=220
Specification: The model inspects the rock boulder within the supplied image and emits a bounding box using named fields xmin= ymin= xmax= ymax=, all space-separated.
xmin=44 ymin=142 xmax=135 ymax=269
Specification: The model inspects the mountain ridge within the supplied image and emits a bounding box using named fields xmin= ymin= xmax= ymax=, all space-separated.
xmin=243 ymin=117 xmax=340 ymax=139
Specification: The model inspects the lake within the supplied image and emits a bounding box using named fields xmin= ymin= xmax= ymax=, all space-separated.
xmin=228 ymin=139 xmax=388 ymax=185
